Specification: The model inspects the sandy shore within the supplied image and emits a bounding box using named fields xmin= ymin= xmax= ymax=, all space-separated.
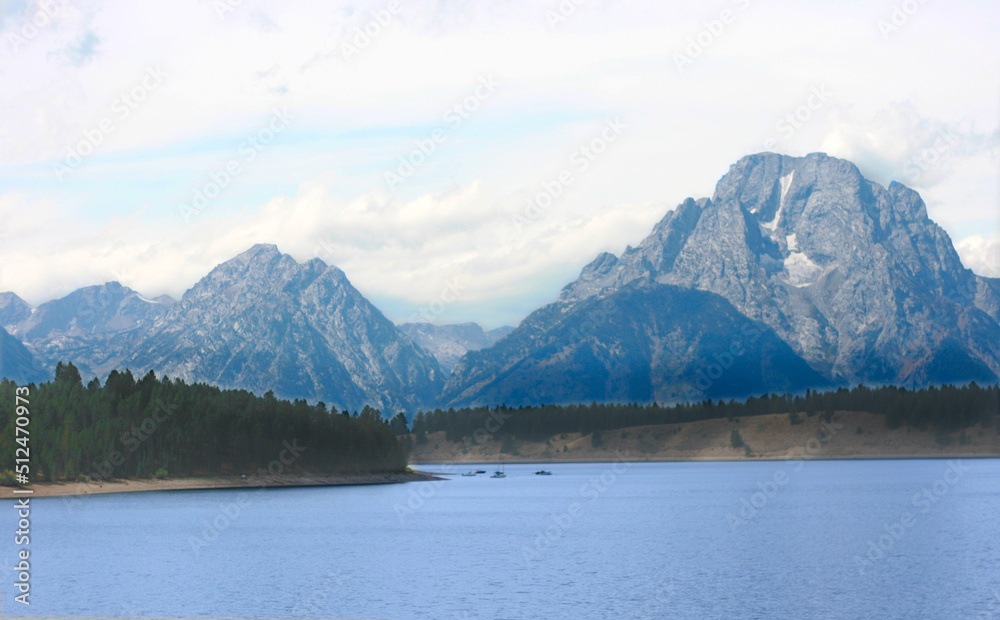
xmin=2 ymin=470 xmax=442 ymax=499
xmin=418 ymin=453 xmax=1000 ymax=465
xmin=410 ymin=410 xmax=1000 ymax=464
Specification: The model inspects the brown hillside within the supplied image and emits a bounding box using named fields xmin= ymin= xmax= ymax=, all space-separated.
xmin=408 ymin=411 xmax=1000 ymax=463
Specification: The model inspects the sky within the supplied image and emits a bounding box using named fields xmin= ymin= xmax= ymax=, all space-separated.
xmin=0 ymin=0 xmax=997 ymax=328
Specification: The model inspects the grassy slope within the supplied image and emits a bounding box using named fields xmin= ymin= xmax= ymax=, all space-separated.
xmin=409 ymin=411 xmax=1000 ymax=463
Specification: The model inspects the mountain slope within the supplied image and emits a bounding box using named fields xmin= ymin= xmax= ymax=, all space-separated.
xmin=558 ymin=152 xmax=999 ymax=386
xmin=439 ymin=280 xmax=831 ymax=407
xmin=5 ymin=282 xmax=172 ymax=377
xmin=398 ymin=322 xmax=514 ymax=374
xmin=976 ymin=276 xmax=1000 ymax=323
xmin=0 ymin=292 xmax=34 ymax=329
xmin=125 ymin=244 xmax=442 ymax=413
xmin=0 ymin=326 xmax=49 ymax=384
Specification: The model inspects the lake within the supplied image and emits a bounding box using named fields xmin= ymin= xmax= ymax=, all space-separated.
xmin=3 ymin=458 xmax=1000 ymax=619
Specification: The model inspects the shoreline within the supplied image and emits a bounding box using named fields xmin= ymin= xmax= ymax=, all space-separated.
xmin=2 ymin=470 xmax=443 ymax=499
xmin=3 ymin=453 xmax=997 ymax=498
xmin=416 ymin=453 xmax=1000 ymax=466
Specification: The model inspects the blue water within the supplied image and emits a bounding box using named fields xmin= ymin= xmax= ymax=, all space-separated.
xmin=2 ymin=459 xmax=1000 ymax=619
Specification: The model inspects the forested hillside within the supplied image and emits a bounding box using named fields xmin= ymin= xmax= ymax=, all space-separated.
xmin=413 ymin=383 xmax=1000 ymax=443
xmin=0 ymin=362 xmax=408 ymax=482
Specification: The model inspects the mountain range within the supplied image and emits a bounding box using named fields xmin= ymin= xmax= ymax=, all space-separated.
xmin=398 ymin=322 xmax=514 ymax=375
xmin=442 ymin=152 xmax=1000 ymax=406
xmin=2 ymin=152 xmax=997 ymax=413
xmin=2 ymin=283 xmax=173 ymax=380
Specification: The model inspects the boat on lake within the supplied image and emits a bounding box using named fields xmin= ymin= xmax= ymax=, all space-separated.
xmin=490 ymin=458 xmax=506 ymax=478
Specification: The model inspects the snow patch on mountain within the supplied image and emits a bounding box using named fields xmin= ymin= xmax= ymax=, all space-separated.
xmin=780 ymin=171 xmax=794 ymax=203
xmin=786 ymin=233 xmax=799 ymax=252
xmin=783 ymin=252 xmax=823 ymax=287
xmin=763 ymin=171 xmax=794 ymax=232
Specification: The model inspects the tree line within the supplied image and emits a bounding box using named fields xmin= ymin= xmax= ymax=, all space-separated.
xmin=4 ymin=361 xmax=995 ymax=482
xmin=408 ymin=383 xmax=1000 ymax=442
xmin=0 ymin=362 xmax=408 ymax=482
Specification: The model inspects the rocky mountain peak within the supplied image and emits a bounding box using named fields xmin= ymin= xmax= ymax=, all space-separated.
xmin=0 ymin=292 xmax=33 ymax=329
xmin=546 ymin=152 xmax=996 ymax=386
xmin=127 ymin=244 xmax=442 ymax=413
xmin=399 ymin=322 xmax=514 ymax=374
xmin=2 ymin=154 xmax=995 ymax=410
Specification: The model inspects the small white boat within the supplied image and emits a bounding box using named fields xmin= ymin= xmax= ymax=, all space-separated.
xmin=490 ymin=458 xmax=506 ymax=478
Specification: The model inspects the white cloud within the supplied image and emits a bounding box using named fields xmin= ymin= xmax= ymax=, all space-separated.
xmin=0 ymin=0 xmax=997 ymax=326
xmin=818 ymin=103 xmax=998 ymax=187
xmin=0 ymin=174 xmax=668 ymax=327
xmin=956 ymin=234 xmax=1000 ymax=278
xmin=819 ymin=102 xmax=1000 ymax=238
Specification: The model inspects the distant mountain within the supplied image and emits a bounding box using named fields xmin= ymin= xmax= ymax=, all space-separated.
xmin=976 ymin=277 xmax=1000 ymax=324
xmin=151 ymin=294 xmax=177 ymax=307
xmin=3 ymin=152 xmax=996 ymax=412
xmin=0 ymin=292 xmax=33 ymax=329
xmin=4 ymin=282 xmax=172 ymax=377
xmin=398 ymin=322 xmax=514 ymax=374
xmin=557 ymin=152 xmax=999 ymax=386
xmin=0 ymin=326 xmax=49 ymax=384
xmin=123 ymin=244 xmax=442 ymax=413
xmin=443 ymin=152 xmax=999 ymax=406
xmin=438 ymin=280 xmax=831 ymax=408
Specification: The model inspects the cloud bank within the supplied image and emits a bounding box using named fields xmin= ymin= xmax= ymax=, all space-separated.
xmin=0 ymin=0 xmax=997 ymax=326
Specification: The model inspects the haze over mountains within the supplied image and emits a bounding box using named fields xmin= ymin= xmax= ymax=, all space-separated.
xmin=398 ymin=323 xmax=514 ymax=375
xmin=0 ymin=325 xmax=48 ymax=384
xmin=2 ymin=153 xmax=997 ymax=413
xmin=2 ymin=283 xmax=174 ymax=380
